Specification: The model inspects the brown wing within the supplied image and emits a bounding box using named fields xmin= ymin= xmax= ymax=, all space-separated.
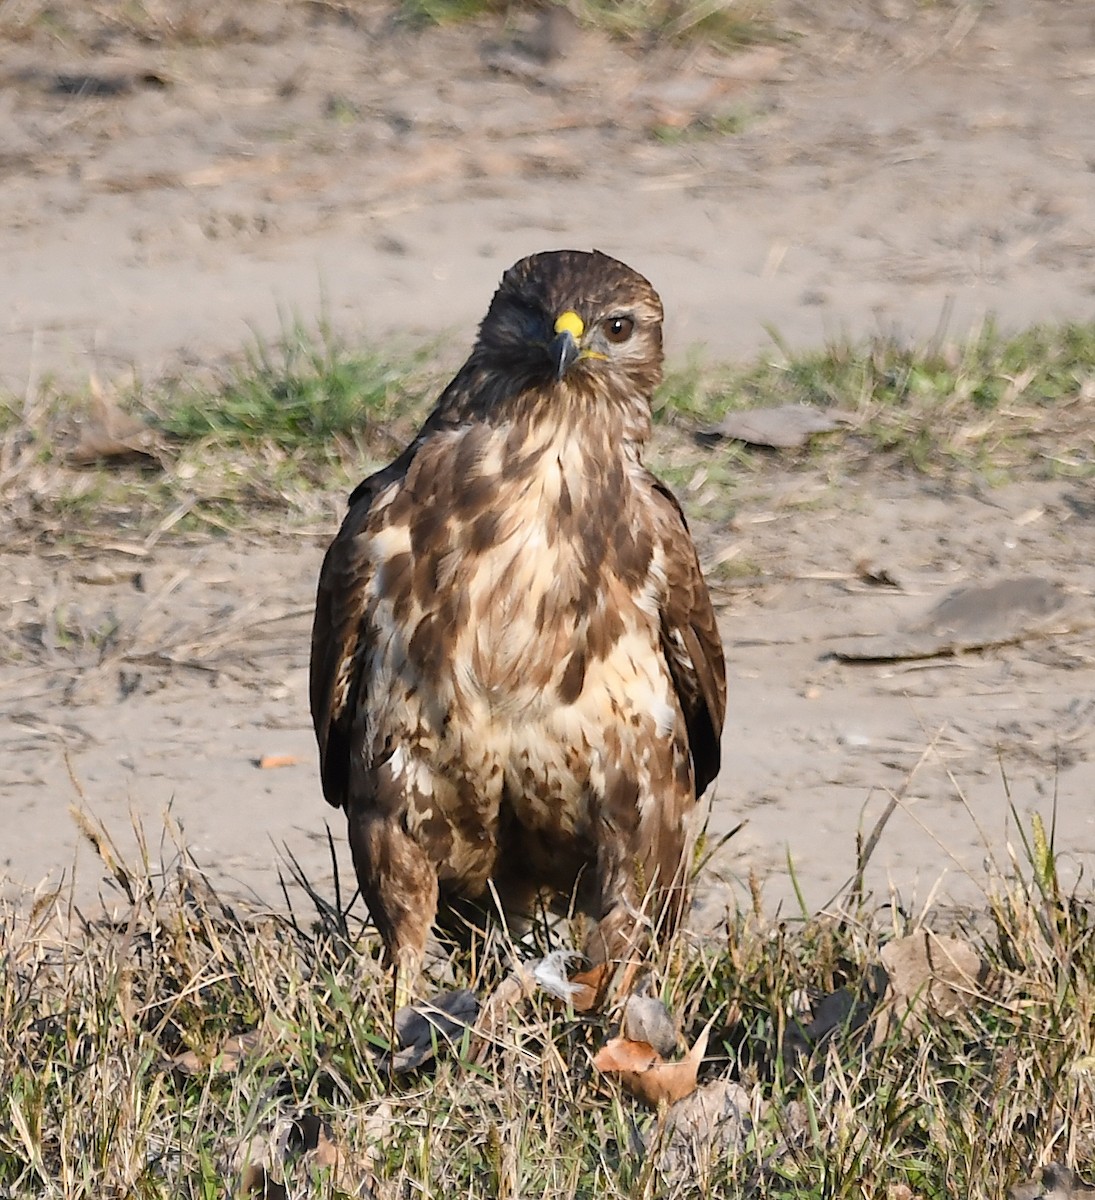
xmin=651 ymin=479 xmax=727 ymax=797
xmin=310 ymin=442 xmax=420 ymax=809
xmin=310 ymin=394 xmax=471 ymax=808
xmin=310 ymin=483 xmax=376 ymax=809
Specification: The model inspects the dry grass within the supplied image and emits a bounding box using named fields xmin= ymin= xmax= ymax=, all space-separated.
xmin=400 ymin=0 xmax=778 ymax=47
xmin=656 ymin=319 xmax=1095 ymax=482
xmin=2 ymin=318 xmax=1092 ymax=551
xmin=1 ymin=801 xmax=1092 ymax=1198
xmin=0 ymin=323 xmax=433 ymax=549
xmin=0 ymin=0 xmax=776 ymax=50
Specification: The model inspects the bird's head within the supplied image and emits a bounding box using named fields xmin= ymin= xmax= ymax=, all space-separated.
xmin=473 ymin=249 xmax=665 ymax=408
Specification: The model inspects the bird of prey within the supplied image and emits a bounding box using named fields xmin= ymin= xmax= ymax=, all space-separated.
xmin=310 ymin=249 xmax=726 ymax=994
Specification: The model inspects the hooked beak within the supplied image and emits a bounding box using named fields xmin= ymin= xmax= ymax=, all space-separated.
xmin=550 ymin=328 xmax=581 ymax=380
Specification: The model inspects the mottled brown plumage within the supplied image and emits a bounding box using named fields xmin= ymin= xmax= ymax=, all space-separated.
xmin=310 ymin=249 xmax=726 ymax=989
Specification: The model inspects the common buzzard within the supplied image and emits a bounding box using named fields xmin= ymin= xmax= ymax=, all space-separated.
xmin=310 ymin=250 xmax=726 ymax=993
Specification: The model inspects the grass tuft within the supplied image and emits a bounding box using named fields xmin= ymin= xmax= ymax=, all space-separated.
xmin=2 ymin=316 xmax=1093 ymax=544
xmin=398 ymin=0 xmax=507 ymax=26
xmin=656 ymin=319 xmax=1095 ymax=485
xmin=0 ymin=323 xmax=433 ymax=544
xmin=397 ymin=0 xmax=779 ymax=48
xmin=153 ymin=322 xmax=416 ymax=452
xmin=576 ymin=0 xmax=778 ymax=49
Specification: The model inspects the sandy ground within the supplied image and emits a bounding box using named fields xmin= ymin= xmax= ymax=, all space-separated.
xmin=2 ymin=0 xmax=1094 ymax=922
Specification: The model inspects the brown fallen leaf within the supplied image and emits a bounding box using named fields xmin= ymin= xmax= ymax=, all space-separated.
xmin=65 ymin=384 xmax=166 ymax=468
xmin=594 ymin=1019 xmax=713 ymax=1107
xmin=875 ymin=930 xmax=990 ymax=1045
xmin=855 ymin=558 xmax=901 ymax=588
xmin=168 ymin=1030 xmax=262 ymax=1076
xmin=236 ymin=1111 xmax=361 ymax=1198
xmin=1009 ymin=1162 xmax=1095 ymax=1200
xmin=256 ymin=754 xmax=300 ymax=770
xmin=594 ymin=1035 xmax=661 ymax=1073
xmin=239 ymin=1162 xmax=286 ymax=1200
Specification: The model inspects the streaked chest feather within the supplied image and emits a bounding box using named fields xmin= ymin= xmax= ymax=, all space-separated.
xmin=366 ymin=421 xmax=666 ymax=730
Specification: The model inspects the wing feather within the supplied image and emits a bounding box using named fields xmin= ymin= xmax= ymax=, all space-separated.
xmin=310 ymin=403 xmax=465 ymax=809
xmin=650 ymin=480 xmax=727 ymax=796
xmin=310 ymin=489 xmax=376 ymax=808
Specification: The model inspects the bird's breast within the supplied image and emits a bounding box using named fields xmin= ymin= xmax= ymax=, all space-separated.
xmin=369 ymin=421 xmax=662 ymax=727
xmin=456 ymin=438 xmax=596 ymax=709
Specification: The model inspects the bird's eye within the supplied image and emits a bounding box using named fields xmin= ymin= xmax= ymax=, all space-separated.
xmin=602 ymin=315 xmax=635 ymax=344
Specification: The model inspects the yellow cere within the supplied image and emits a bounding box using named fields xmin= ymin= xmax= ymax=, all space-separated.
xmin=553 ymin=310 xmax=585 ymax=340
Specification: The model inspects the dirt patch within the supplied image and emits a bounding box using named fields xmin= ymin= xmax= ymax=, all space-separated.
xmin=3 ymin=470 xmax=1093 ymax=916
xmin=3 ymin=0 xmax=1094 ymax=387
xmin=2 ymin=0 xmax=1094 ymax=917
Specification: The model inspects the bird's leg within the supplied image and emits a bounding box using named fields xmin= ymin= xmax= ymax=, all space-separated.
xmin=584 ymin=885 xmax=650 ymax=967
xmin=584 ymin=764 xmax=692 ymax=978
xmin=392 ymin=946 xmax=423 ymax=1014
xmin=346 ymin=804 xmax=438 ymax=1012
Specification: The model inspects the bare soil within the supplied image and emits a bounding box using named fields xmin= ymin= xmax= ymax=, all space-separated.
xmin=2 ymin=0 xmax=1094 ymax=919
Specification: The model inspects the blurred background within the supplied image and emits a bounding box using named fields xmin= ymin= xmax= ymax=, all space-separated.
xmin=2 ymin=0 xmax=1093 ymax=391
xmin=2 ymin=0 xmax=1094 ymax=917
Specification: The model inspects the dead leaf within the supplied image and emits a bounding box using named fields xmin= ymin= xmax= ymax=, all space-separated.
xmin=239 ymin=1162 xmax=286 ymax=1199
xmin=594 ymin=1036 xmax=661 ymax=1082
xmin=168 ymin=1030 xmax=262 ymax=1076
xmin=383 ymin=989 xmax=479 ymax=1073
xmin=698 ymin=404 xmax=853 ymax=450
xmin=297 ymin=1115 xmax=339 ymax=1168
xmin=655 ymin=1080 xmax=753 ymax=1181
xmin=256 ymin=754 xmax=300 ymax=770
xmin=1009 ymin=1162 xmax=1095 ymax=1200
xmin=234 ymin=1111 xmax=363 ymax=1198
xmin=65 ymin=385 xmax=166 ymax=469
xmin=358 ymin=1100 xmax=396 ymax=1176
xmin=594 ymin=1019 xmax=712 ymax=1107
xmin=875 ymin=931 xmax=989 ymax=1044
xmin=855 ymin=559 xmax=901 ymax=588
